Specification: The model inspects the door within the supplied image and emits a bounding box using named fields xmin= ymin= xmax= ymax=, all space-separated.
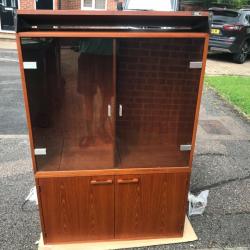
xmin=38 ymin=176 xmax=114 ymax=243
xmin=36 ymin=0 xmax=53 ymax=9
xmin=115 ymin=173 xmax=189 ymax=239
xmin=21 ymin=37 xmax=115 ymax=171
xmin=0 ymin=0 xmax=18 ymax=31
xmin=116 ymin=38 xmax=204 ymax=168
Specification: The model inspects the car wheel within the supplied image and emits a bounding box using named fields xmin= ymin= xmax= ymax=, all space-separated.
xmin=233 ymin=42 xmax=249 ymax=64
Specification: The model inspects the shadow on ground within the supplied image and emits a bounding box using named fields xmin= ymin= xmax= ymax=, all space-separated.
xmin=208 ymin=52 xmax=250 ymax=63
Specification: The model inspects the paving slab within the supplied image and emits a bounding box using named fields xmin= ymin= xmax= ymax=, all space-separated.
xmin=0 ymin=33 xmax=17 ymax=50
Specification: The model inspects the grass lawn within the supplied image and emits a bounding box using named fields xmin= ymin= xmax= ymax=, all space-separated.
xmin=205 ymin=76 xmax=250 ymax=117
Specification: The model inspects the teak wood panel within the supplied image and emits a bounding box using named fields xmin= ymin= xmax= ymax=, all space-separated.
xmin=189 ymin=35 xmax=209 ymax=167
xmin=38 ymin=176 xmax=114 ymax=243
xmin=115 ymin=173 xmax=189 ymax=239
xmin=18 ymin=32 xmax=208 ymax=38
xmin=35 ymin=166 xmax=190 ymax=178
xmin=17 ymin=10 xmax=209 ymax=17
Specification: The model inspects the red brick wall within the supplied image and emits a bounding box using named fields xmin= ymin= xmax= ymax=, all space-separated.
xmin=20 ymin=0 xmax=34 ymax=9
xmin=107 ymin=0 xmax=118 ymax=10
xmin=180 ymin=3 xmax=205 ymax=11
xmin=60 ymin=0 xmax=81 ymax=9
xmin=117 ymin=38 xmax=204 ymax=145
xmin=19 ymin=0 xmax=120 ymax=9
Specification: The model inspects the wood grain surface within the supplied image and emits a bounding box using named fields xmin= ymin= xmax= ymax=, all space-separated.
xmin=38 ymin=176 xmax=114 ymax=243
xmin=115 ymin=173 xmax=189 ymax=239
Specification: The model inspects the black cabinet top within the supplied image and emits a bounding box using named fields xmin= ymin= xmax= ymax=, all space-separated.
xmin=16 ymin=10 xmax=209 ymax=33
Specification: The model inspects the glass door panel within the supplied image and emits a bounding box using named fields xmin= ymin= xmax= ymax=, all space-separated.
xmin=21 ymin=38 xmax=115 ymax=171
xmin=116 ymin=38 xmax=204 ymax=168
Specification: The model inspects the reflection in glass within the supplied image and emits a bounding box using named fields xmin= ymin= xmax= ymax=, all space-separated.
xmin=21 ymin=38 xmax=114 ymax=171
xmin=116 ymin=38 xmax=203 ymax=168
xmin=21 ymin=37 xmax=202 ymax=171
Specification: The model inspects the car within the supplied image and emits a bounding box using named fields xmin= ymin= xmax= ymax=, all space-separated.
xmin=209 ymin=8 xmax=250 ymax=63
xmin=117 ymin=0 xmax=179 ymax=11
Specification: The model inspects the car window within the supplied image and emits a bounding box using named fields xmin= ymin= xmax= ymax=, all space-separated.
xmin=245 ymin=15 xmax=250 ymax=25
xmin=212 ymin=10 xmax=240 ymax=24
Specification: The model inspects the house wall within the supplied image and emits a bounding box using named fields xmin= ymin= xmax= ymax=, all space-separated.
xmin=19 ymin=0 xmax=122 ymax=10
xmin=20 ymin=0 xmax=34 ymax=9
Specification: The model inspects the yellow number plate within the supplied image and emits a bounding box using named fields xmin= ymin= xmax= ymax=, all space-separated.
xmin=211 ymin=29 xmax=221 ymax=35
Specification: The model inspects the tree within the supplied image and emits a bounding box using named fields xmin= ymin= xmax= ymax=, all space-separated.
xmin=181 ymin=0 xmax=250 ymax=9
xmin=216 ymin=0 xmax=250 ymax=8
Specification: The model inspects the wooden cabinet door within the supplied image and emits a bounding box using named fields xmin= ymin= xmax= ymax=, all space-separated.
xmin=115 ymin=173 xmax=189 ymax=239
xmin=38 ymin=176 xmax=114 ymax=243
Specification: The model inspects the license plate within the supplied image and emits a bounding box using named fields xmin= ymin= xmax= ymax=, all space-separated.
xmin=211 ymin=29 xmax=221 ymax=35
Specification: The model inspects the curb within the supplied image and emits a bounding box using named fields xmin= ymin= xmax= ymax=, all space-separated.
xmin=0 ymin=32 xmax=16 ymax=40
xmin=0 ymin=32 xmax=17 ymax=50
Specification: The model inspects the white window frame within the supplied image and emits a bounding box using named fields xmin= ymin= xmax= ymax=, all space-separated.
xmin=81 ymin=0 xmax=107 ymax=10
xmin=34 ymin=0 xmax=55 ymax=10
xmin=2 ymin=0 xmax=17 ymax=7
xmin=0 ymin=0 xmax=18 ymax=33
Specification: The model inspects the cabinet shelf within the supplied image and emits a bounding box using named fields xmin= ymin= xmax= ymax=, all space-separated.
xmin=38 ymin=143 xmax=190 ymax=172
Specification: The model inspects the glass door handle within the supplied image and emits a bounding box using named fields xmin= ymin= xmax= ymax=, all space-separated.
xmin=108 ymin=105 xmax=112 ymax=117
xmin=119 ymin=104 xmax=123 ymax=117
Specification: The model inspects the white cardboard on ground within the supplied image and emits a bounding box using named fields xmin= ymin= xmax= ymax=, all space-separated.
xmin=38 ymin=216 xmax=197 ymax=250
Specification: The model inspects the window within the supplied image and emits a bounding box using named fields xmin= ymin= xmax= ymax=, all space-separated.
xmin=1 ymin=0 xmax=6 ymax=6
xmin=82 ymin=0 xmax=106 ymax=10
xmin=245 ymin=15 xmax=250 ymax=25
xmin=11 ymin=0 xmax=16 ymax=7
xmin=126 ymin=0 xmax=178 ymax=11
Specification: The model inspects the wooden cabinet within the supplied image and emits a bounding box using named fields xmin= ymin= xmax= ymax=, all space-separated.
xmin=38 ymin=176 xmax=114 ymax=243
xmin=16 ymin=10 xmax=209 ymax=245
xmin=115 ymin=173 xmax=189 ymax=238
xmin=38 ymin=173 xmax=189 ymax=243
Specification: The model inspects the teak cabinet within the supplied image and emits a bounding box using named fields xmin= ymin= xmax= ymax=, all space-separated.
xmin=38 ymin=173 xmax=189 ymax=242
xmin=16 ymin=10 xmax=209 ymax=244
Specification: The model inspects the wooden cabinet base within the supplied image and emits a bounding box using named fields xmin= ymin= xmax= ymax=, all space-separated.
xmin=38 ymin=216 xmax=197 ymax=249
xmin=38 ymin=172 xmax=190 ymax=244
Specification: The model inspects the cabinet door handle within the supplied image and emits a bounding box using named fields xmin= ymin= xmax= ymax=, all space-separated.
xmin=108 ymin=105 xmax=112 ymax=117
xmin=90 ymin=179 xmax=113 ymax=185
xmin=117 ymin=178 xmax=139 ymax=184
xmin=119 ymin=104 xmax=123 ymax=117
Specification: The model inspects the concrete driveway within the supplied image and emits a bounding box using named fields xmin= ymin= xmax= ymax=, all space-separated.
xmin=0 ymin=49 xmax=249 ymax=250
xmin=206 ymin=53 xmax=250 ymax=76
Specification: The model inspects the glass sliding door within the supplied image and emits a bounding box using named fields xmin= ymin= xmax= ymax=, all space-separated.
xmin=116 ymin=38 xmax=204 ymax=168
xmin=21 ymin=38 xmax=115 ymax=171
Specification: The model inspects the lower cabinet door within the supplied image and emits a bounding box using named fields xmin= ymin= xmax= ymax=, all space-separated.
xmin=38 ymin=176 xmax=114 ymax=243
xmin=115 ymin=173 xmax=189 ymax=239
